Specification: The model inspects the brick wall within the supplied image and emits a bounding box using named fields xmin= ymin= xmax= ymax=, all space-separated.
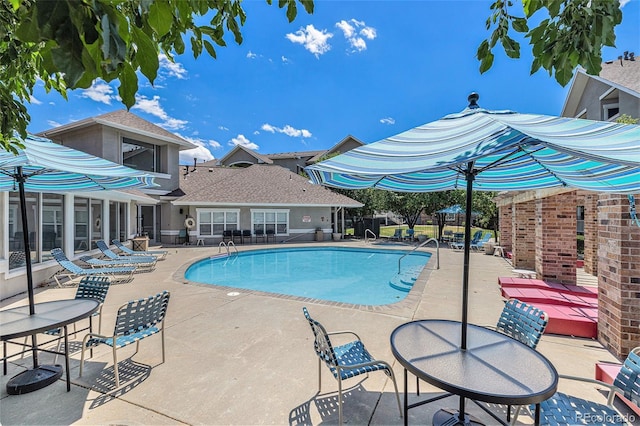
xmin=597 ymin=193 xmax=640 ymax=359
xmin=499 ymin=204 xmax=513 ymax=252
xmin=535 ymin=192 xmax=577 ymax=285
xmin=583 ymin=193 xmax=599 ymax=275
xmin=513 ymin=200 xmax=536 ymax=270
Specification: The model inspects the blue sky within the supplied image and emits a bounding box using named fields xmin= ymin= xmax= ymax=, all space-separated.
xmin=27 ymin=1 xmax=639 ymax=165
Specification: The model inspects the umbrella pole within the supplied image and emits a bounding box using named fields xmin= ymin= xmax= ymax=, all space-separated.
xmin=16 ymin=167 xmax=39 ymax=367
xmin=461 ymin=165 xmax=474 ymax=350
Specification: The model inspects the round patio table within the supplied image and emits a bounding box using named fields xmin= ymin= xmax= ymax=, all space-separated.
xmin=390 ymin=319 xmax=558 ymax=425
xmin=1 ymin=299 xmax=99 ymax=394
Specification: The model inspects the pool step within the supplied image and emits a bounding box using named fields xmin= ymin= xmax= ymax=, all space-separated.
xmin=389 ymin=266 xmax=424 ymax=292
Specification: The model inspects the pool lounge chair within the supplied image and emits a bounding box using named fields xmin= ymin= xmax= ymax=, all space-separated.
xmin=51 ymin=248 xmax=135 ymax=287
xmin=95 ymin=240 xmax=157 ymax=264
xmin=79 ymin=255 xmax=155 ymax=273
xmin=391 ymin=228 xmax=403 ymax=241
xmin=112 ymin=239 xmax=167 ymax=260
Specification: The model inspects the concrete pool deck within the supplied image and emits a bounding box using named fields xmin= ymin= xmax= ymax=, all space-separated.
xmin=0 ymin=240 xmax=629 ymax=425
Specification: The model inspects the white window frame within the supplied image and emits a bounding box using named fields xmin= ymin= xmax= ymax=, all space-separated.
xmin=196 ymin=208 xmax=240 ymax=237
xmin=602 ymin=102 xmax=620 ymax=121
xmin=251 ymin=209 xmax=289 ymax=236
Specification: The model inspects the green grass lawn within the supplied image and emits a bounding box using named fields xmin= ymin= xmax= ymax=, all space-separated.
xmin=346 ymin=224 xmax=496 ymax=240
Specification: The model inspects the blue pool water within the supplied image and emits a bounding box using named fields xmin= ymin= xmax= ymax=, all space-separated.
xmin=184 ymin=247 xmax=432 ymax=305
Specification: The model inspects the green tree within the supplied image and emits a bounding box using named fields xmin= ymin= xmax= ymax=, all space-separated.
xmin=0 ymin=0 xmax=313 ymax=151
xmin=616 ymin=114 xmax=639 ymax=125
xmin=478 ymin=0 xmax=622 ymax=86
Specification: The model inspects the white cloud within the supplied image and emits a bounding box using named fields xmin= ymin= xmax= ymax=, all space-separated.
xmin=80 ymin=81 xmax=115 ymax=104
xmin=29 ymin=95 xmax=42 ymax=105
xmin=261 ymin=123 xmax=312 ymax=138
xmin=282 ymin=55 xmax=290 ymax=64
xmin=253 ymin=130 xmax=260 ymax=135
xmin=132 ymin=95 xmax=188 ymax=130
xmin=620 ymin=0 xmax=630 ymax=6
xmin=229 ymin=134 xmax=259 ymax=150
xmin=380 ymin=117 xmax=395 ymax=125
xmin=159 ymin=54 xmax=187 ymax=79
xmin=47 ymin=120 xmax=62 ymax=128
xmin=218 ymin=125 xmax=229 ymax=131
xmin=286 ymin=24 xmax=333 ymax=58
xmin=336 ymin=19 xmax=377 ymax=52
xmin=247 ymin=51 xmax=257 ymax=59
xmin=178 ymin=135 xmax=220 ymax=164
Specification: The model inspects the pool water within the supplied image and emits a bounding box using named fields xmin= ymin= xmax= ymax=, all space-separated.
xmin=184 ymin=247 xmax=432 ymax=305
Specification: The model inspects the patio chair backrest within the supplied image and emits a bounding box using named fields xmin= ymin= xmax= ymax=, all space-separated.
xmin=51 ymin=248 xmax=84 ymax=274
xmin=113 ymin=291 xmax=171 ymax=337
xmin=95 ymin=240 xmax=119 ymax=259
xmin=613 ymin=347 xmax=640 ymax=407
xmin=75 ymin=276 xmax=111 ymax=303
xmin=496 ymin=299 xmax=548 ymax=350
xmin=302 ymin=307 xmax=338 ymax=368
xmin=470 ymin=230 xmax=483 ymax=243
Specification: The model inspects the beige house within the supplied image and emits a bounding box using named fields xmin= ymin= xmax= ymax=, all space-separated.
xmin=168 ymin=164 xmax=362 ymax=244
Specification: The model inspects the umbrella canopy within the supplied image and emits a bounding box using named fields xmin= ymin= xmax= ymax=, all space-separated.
xmin=437 ymin=205 xmax=465 ymax=214
xmin=0 ymin=135 xmax=156 ymax=192
xmin=0 ymin=134 xmax=157 ymax=393
xmin=306 ymin=96 xmax=640 ymax=194
xmin=306 ymin=94 xmax=640 ymax=353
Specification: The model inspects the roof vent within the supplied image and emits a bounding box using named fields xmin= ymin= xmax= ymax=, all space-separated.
xmin=467 ymin=92 xmax=480 ymax=109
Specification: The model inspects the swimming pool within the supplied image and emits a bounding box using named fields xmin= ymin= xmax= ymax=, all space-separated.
xmin=184 ymin=247 xmax=432 ymax=305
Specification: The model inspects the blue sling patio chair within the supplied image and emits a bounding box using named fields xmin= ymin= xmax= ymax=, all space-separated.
xmin=79 ymin=291 xmax=171 ymax=388
xmin=302 ymin=307 xmax=402 ymax=425
xmin=51 ymin=248 xmax=135 ymax=286
xmin=520 ymin=346 xmax=640 ymax=425
xmin=95 ymin=240 xmax=157 ymax=264
xmin=79 ymin=254 xmax=155 ymax=273
xmin=112 ymin=239 xmax=167 ymax=260
xmin=391 ymin=228 xmax=403 ymax=241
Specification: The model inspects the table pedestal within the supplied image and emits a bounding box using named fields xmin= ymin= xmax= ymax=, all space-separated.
xmin=6 ymin=364 xmax=62 ymax=395
xmin=433 ymin=408 xmax=484 ymax=426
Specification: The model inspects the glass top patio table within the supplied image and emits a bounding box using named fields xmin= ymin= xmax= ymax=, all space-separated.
xmin=390 ymin=319 xmax=558 ymax=425
xmin=1 ymin=299 xmax=100 ymax=393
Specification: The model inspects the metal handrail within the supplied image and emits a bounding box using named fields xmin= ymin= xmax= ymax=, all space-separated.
xmin=364 ymin=228 xmax=376 ymax=244
xmin=398 ymin=237 xmax=439 ymax=273
xmin=218 ymin=241 xmax=239 ymax=257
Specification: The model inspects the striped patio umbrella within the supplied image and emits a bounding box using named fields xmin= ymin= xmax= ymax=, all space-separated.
xmin=306 ymin=94 xmax=640 ymax=350
xmin=0 ymin=134 xmax=157 ymax=392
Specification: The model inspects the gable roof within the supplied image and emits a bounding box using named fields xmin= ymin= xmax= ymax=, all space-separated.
xmin=218 ymin=144 xmax=274 ymax=165
xmin=39 ymin=110 xmax=196 ymax=150
xmin=307 ymin=135 xmax=365 ymax=163
xmin=173 ymin=164 xmax=363 ymax=207
xmin=562 ymin=57 xmax=640 ymax=116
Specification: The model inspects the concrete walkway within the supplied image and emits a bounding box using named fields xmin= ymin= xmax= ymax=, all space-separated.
xmin=0 ymin=241 xmax=624 ymax=425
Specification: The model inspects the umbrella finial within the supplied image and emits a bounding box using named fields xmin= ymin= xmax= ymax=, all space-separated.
xmin=467 ymin=93 xmax=480 ymax=109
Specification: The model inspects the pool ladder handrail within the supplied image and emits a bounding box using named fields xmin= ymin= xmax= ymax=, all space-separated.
xmin=218 ymin=241 xmax=239 ymax=257
xmin=398 ymin=237 xmax=439 ymax=274
xmin=364 ymin=228 xmax=377 ymax=244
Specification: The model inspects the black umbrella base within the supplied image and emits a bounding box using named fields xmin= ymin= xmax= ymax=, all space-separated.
xmin=433 ymin=408 xmax=485 ymax=426
xmin=6 ymin=365 xmax=63 ymax=395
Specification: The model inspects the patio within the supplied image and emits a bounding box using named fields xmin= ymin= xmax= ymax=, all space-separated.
xmin=0 ymin=241 xmax=626 ymax=425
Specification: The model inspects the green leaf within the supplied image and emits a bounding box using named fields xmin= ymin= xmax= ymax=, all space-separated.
xmin=501 ymin=35 xmax=520 ymax=58
xmin=511 ymin=18 xmax=528 ymax=33
xmin=530 ymin=57 xmax=541 ymax=74
xmin=203 ymin=39 xmax=217 ymax=59
xmin=131 ymin=26 xmax=158 ymax=84
xmin=554 ymin=64 xmax=573 ymax=86
xmin=479 ymin=52 xmax=494 ymax=73
xmin=148 ymin=1 xmax=173 ymax=37
xmin=286 ymin=1 xmax=297 ymax=22
xmin=118 ymin=62 xmax=138 ymax=109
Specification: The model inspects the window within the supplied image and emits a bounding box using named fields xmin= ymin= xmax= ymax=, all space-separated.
xmin=122 ymin=138 xmax=161 ymax=172
xmin=109 ymin=201 xmax=128 ymax=242
xmin=197 ymin=209 xmax=239 ymax=236
xmin=602 ymin=103 xmax=620 ymax=121
xmin=91 ymin=199 xmax=103 ymax=249
xmin=42 ymin=194 xmax=64 ymax=259
xmin=8 ymin=191 xmax=39 ymax=269
xmin=252 ymin=210 xmax=289 ymax=235
xmin=74 ymin=197 xmax=90 ymax=253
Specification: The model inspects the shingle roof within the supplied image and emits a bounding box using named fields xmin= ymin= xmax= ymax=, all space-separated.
xmin=599 ymin=57 xmax=640 ymax=94
xmin=39 ymin=110 xmax=196 ymax=149
xmin=174 ymin=164 xmax=363 ymax=207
